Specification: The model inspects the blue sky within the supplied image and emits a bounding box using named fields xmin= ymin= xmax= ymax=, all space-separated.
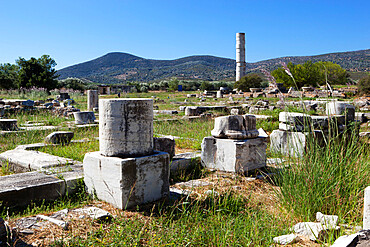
xmin=0 ymin=0 xmax=369 ymax=69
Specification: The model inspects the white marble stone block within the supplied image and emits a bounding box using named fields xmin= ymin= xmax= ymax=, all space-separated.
xmin=73 ymin=111 xmax=96 ymax=125
xmin=201 ymin=137 xmax=266 ymax=173
xmin=83 ymin=151 xmax=169 ymax=209
xmin=326 ymin=102 xmax=355 ymax=122
xmin=99 ymin=99 xmax=153 ymax=157
xmin=270 ymin=129 xmax=324 ymax=157
xmin=87 ymin=90 xmax=99 ymax=111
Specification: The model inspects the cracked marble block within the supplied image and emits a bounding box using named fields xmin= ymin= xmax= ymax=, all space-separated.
xmin=83 ymin=98 xmax=169 ymax=209
xmin=201 ymin=137 xmax=266 ymax=173
xmin=202 ymin=115 xmax=265 ymax=173
xmin=211 ymin=115 xmax=259 ymax=139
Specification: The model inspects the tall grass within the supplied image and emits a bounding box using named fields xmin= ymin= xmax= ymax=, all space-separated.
xmin=276 ymin=125 xmax=370 ymax=224
xmin=52 ymin=192 xmax=290 ymax=246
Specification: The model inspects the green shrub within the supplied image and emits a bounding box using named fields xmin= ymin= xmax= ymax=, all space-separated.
xmin=358 ymin=74 xmax=370 ymax=95
xmin=234 ymin=73 xmax=262 ymax=92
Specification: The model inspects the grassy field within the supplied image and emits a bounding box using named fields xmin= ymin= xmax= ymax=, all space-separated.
xmin=0 ymin=89 xmax=369 ymax=246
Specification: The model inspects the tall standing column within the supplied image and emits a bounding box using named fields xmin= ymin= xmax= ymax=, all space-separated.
xmin=236 ymin=33 xmax=246 ymax=82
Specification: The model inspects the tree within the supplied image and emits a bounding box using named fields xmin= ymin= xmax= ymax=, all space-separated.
xmin=58 ymin=77 xmax=86 ymax=91
xmin=234 ymin=73 xmax=262 ymax=92
xmin=358 ymin=74 xmax=370 ymax=95
xmin=200 ymin=81 xmax=213 ymax=91
xmin=168 ymin=78 xmax=179 ymax=91
xmin=0 ymin=63 xmax=19 ymax=89
xmin=271 ymin=61 xmax=349 ymax=89
xmin=16 ymin=55 xmax=59 ymax=90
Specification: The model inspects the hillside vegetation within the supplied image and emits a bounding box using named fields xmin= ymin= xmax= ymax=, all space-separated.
xmin=57 ymin=49 xmax=370 ymax=83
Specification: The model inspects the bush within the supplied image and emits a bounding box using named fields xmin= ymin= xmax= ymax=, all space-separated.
xmin=358 ymin=74 xmax=370 ymax=95
xmin=234 ymin=74 xmax=262 ymax=92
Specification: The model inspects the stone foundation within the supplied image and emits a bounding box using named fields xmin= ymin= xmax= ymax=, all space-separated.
xmin=270 ymin=130 xmax=324 ymax=157
xmin=201 ymin=137 xmax=266 ymax=173
xmin=83 ymin=151 xmax=169 ymax=209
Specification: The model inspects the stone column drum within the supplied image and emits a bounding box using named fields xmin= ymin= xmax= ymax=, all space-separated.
xmin=99 ymin=98 xmax=153 ymax=157
xmin=87 ymin=90 xmax=99 ymax=111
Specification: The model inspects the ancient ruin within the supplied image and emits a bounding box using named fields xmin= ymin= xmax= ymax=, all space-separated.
xmin=83 ymin=98 xmax=170 ymax=209
xmin=236 ymin=32 xmax=246 ymax=82
xmin=201 ymin=115 xmax=266 ymax=173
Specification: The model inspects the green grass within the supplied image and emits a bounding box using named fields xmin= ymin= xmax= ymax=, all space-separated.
xmin=153 ymin=119 xmax=214 ymax=150
xmin=51 ymin=191 xmax=290 ymax=247
xmin=275 ymin=125 xmax=370 ymax=226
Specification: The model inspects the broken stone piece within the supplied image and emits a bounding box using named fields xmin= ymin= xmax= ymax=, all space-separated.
xmin=153 ymin=136 xmax=176 ymax=159
xmin=211 ymin=115 xmax=246 ymax=139
xmin=331 ymin=233 xmax=359 ymax=247
xmin=83 ymin=207 xmax=112 ymax=221
xmin=279 ymin=112 xmax=312 ymax=127
xmin=293 ymin=222 xmax=340 ymax=241
xmin=37 ymin=215 xmax=68 ymax=230
xmin=326 ymin=102 xmax=355 ymax=122
xmin=0 ymin=119 xmax=18 ymax=131
xmin=73 ymin=111 xmax=96 ymax=125
xmin=211 ymin=115 xmax=258 ymax=139
xmin=44 ymin=131 xmax=74 ymax=144
xmin=316 ymin=212 xmax=338 ymax=228
xmin=273 ymin=233 xmax=299 ymax=245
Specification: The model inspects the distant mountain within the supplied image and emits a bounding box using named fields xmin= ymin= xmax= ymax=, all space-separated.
xmin=57 ymin=49 xmax=370 ymax=83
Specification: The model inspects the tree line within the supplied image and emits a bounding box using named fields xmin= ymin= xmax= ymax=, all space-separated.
xmin=234 ymin=61 xmax=352 ymax=92
xmin=0 ymin=55 xmax=59 ymax=90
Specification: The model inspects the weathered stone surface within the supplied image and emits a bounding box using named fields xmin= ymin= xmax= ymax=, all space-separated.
xmin=211 ymin=115 xmax=259 ymax=139
xmin=273 ymin=234 xmax=299 ymax=245
xmin=230 ymin=108 xmax=239 ymax=115
xmin=326 ymin=102 xmax=355 ymax=122
xmin=76 ymin=207 xmax=112 ymax=221
xmin=355 ymin=112 xmax=368 ymax=123
xmin=216 ymin=91 xmax=222 ymax=98
xmin=185 ymin=106 xmax=200 ymax=116
xmin=83 ymin=151 xmax=169 ymax=209
xmin=99 ymin=99 xmax=153 ymax=157
xmin=153 ymin=136 xmax=175 ymax=159
xmin=0 ymin=119 xmax=18 ymax=131
xmin=201 ymin=136 xmax=266 ymax=173
xmin=363 ymin=186 xmax=370 ymax=230
xmin=316 ymin=212 xmax=338 ymax=228
xmin=331 ymin=233 xmax=359 ymax=247
xmin=0 ymin=149 xmax=75 ymax=171
xmin=279 ymin=112 xmax=311 ymax=126
xmin=87 ymin=90 xmax=99 ymax=111
xmin=37 ymin=214 xmax=68 ymax=230
xmin=211 ymin=115 xmax=245 ymax=139
xmin=0 ymin=172 xmax=65 ymax=206
xmin=270 ymin=129 xmax=324 ymax=157
xmin=73 ymin=111 xmax=96 ymax=125
xmin=170 ymin=152 xmax=201 ymax=174
xmin=293 ymin=222 xmax=338 ymax=241
xmin=44 ymin=131 xmax=74 ymax=144
xmin=356 ymin=230 xmax=370 ymax=247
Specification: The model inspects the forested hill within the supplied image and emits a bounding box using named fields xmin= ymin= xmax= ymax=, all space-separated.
xmin=57 ymin=49 xmax=370 ymax=83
